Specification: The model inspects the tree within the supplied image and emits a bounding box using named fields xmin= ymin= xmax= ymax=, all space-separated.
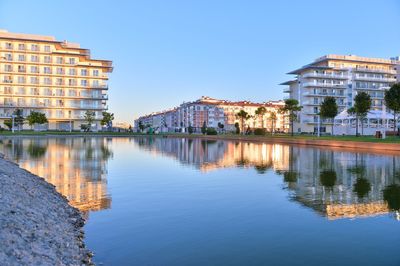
xmin=353 ymin=92 xmax=372 ymax=136
xmin=217 ymin=122 xmax=224 ymax=133
xmin=269 ymin=111 xmax=277 ymax=134
xmin=101 ymin=112 xmax=114 ymax=131
xmin=14 ymin=109 xmax=25 ymax=131
xmin=3 ymin=119 xmax=12 ymax=130
xmin=279 ymin=99 xmax=302 ymax=136
xmin=138 ymin=121 xmax=145 ymax=132
xmin=188 ymin=124 xmax=193 ymax=134
xmin=236 ymin=110 xmax=251 ymax=135
xmin=83 ymin=110 xmax=95 ymax=132
xmin=234 ymin=122 xmax=240 ymax=134
xmin=26 ymin=111 xmax=48 ymax=130
xmin=384 ymin=83 xmax=400 ymax=135
xmin=4 ymin=109 xmax=25 ymax=131
xmin=319 ymin=96 xmax=338 ymax=135
xmin=255 ymin=106 xmax=267 ymax=129
xmin=201 ymin=121 xmax=207 ymax=135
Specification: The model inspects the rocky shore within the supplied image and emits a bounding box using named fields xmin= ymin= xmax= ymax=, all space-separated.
xmin=0 ymin=154 xmax=92 ymax=265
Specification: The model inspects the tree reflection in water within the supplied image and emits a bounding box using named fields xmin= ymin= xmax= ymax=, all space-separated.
xmin=319 ymin=170 xmax=337 ymax=188
xmin=383 ymin=184 xmax=400 ymax=211
xmin=27 ymin=142 xmax=47 ymax=158
xmin=353 ymin=178 xmax=371 ymax=199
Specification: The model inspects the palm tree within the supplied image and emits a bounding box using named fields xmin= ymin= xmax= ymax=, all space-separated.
xmin=279 ymin=99 xmax=302 ymax=136
xmin=269 ymin=111 xmax=277 ymax=134
xmin=236 ymin=110 xmax=251 ymax=135
xmin=255 ymin=106 xmax=267 ymax=129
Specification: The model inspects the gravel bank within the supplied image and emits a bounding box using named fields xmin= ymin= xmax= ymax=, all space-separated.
xmin=0 ymin=154 xmax=92 ymax=265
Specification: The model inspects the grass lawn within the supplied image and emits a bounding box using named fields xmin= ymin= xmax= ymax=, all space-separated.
xmin=0 ymin=131 xmax=399 ymax=144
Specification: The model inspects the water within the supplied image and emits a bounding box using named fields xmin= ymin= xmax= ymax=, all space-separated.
xmin=1 ymin=136 xmax=399 ymax=266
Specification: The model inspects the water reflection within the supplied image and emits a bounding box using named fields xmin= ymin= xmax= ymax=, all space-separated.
xmin=0 ymin=137 xmax=112 ymax=214
xmin=134 ymin=137 xmax=400 ymax=220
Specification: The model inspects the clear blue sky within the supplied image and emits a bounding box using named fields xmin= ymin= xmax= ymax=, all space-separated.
xmin=1 ymin=0 xmax=399 ymax=122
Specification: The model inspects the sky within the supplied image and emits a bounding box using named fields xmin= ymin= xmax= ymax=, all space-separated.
xmin=0 ymin=0 xmax=399 ymax=123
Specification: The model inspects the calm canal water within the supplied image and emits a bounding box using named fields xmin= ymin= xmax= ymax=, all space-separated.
xmin=1 ymin=136 xmax=400 ymax=266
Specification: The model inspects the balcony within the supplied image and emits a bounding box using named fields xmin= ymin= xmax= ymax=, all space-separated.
xmin=302 ymin=82 xmax=347 ymax=88
xmin=354 ymin=67 xmax=397 ymax=74
xmin=303 ymin=92 xmax=346 ymax=97
xmin=353 ymin=76 xmax=396 ymax=82
xmin=302 ymin=73 xmax=348 ymax=79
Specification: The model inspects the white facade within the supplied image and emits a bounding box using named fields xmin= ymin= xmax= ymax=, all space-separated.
xmin=281 ymin=55 xmax=399 ymax=134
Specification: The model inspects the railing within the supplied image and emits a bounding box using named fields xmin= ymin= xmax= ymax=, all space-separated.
xmin=354 ymin=67 xmax=397 ymax=74
xmin=302 ymin=82 xmax=347 ymax=88
xmin=303 ymin=73 xmax=348 ymax=79
xmin=353 ymin=76 xmax=396 ymax=82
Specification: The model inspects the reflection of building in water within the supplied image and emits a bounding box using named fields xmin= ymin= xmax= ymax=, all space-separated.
xmin=284 ymin=146 xmax=400 ymax=220
xmin=0 ymin=137 xmax=112 ymax=213
xmin=134 ymin=137 xmax=289 ymax=173
xmin=135 ymin=137 xmax=400 ymax=220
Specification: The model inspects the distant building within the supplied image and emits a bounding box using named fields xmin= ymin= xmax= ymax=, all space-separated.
xmin=134 ymin=96 xmax=288 ymax=133
xmin=0 ymin=29 xmax=113 ymax=131
xmin=281 ymin=54 xmax=399 ymax=134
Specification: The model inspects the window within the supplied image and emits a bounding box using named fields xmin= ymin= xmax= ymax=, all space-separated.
xmin=80 ymin=80 xmax=88 ymax=87
xmin=17 ymin=76 xmax=25 ymax=83
xmin=43 ymin=67 xmax=51 ymax=74
xmin=93 ymin=70 xmax=99 ymax=76
xmin=56 ymin=57 xmax=63 ymax=64
xmin=69 ymin=58 xmax=76 ymax=65
xmin=44 ymin=56 xmax=51 ymax=63
xmin=18 ymin=44 xmax=25 ymax=50
xmin=92 ymin=80 xmax=99 ymax=87
xmin=56 ymin=78 xmax=63 ymax=85
xmin=44 ymin=77 xmax=52 ymax=85
xmin=68 ymin=79 xmax=76 ymax=86
xmin=30 ymin=77 xmax=39 ymax=84
xmin=44 ymin=45 xmax=51 ymax=52
xmin=31 ymin=55 xmax=39 ymax=62
xmin=18 ymin=54 xmax=26 ymax=61
xmin=18 ymin=65 xmax=26 ymax=73
xmin=56 ymin=67 xmax=64 ymax=75
xmin=4 ymin=65 xmax=12 ymax=72
xmin=5 ymin=42 xmax=13 ymax=49
xmin=81 ymin=69 xmax=88 ymax=76
xmin=31 ymin=44 xmax=39 ymax=51
xmin=5 ymin=53 xmax=12 ymax=61
xmin=69 ymin=68 xmax=76 ymax=75
xmin=30 ymin=66 xmax=39 ymax=73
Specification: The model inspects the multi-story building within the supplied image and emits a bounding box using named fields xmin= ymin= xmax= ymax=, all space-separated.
xmin=0 ymin=29 xmax=113 ymax=130
xmin=281 ymin=55 xmax=399 ymax=133
xmin=135 ymin=96 xmax=288 ymax=133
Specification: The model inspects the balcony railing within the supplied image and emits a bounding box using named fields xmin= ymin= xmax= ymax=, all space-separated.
xmin=302 ymin=82 xmax=347 ymax=88
xmin=302 ymin=73 xmax=348 ymax=79
xmin=354 ymin=67 xmax=397 ymax=74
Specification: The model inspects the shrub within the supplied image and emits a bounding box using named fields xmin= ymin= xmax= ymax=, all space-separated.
xmin=234 ymin=122 xmax=240 ymax=134
xmin=188 ymin=125 xmax=193 ymax=134
xmin=254 ymin=128 xmax=266 ymax=135
xmin=206 ymin=128 xmax=218 ymax=135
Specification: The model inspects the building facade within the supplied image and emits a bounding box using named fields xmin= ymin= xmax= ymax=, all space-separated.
xmin=0 ymin=30 xmax=112 ymax=131
xmin=281 ymin=55 xmax=399 ymax=133
xmin=135 ymin=96 xmax=288 ymax=133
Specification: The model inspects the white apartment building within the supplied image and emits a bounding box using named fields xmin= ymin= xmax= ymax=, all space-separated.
xmin=281 ymin=55 xmax=399 ymax=133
